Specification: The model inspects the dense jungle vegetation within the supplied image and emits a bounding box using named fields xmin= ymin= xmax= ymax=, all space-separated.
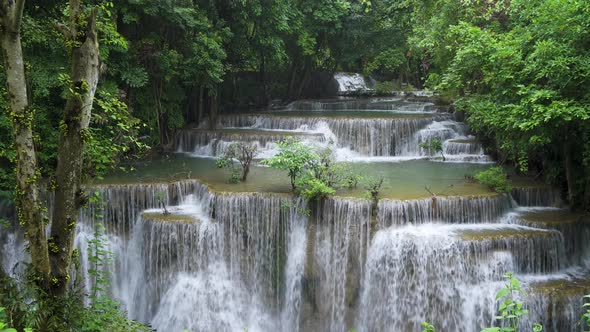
xmin=1 ymin=0 xmax=589 ymax=208
xmin=1 ymin=0 xmax=590 ymax=331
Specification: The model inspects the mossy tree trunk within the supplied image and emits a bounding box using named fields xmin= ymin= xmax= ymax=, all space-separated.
xmin=49 ymin=1 xmax=100 ymax=297
xmin=3 ymin=0 xmax=101 ymax=302
xmin=0 ymin=0 xmax=51 ymax=284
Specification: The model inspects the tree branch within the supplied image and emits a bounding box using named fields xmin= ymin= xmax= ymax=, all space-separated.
xmin=69 ymin=0 xmax=80 ymax=37
xmin=13 ymin=0 xmax=25 ymax=31
xmin=55 ymin=22 xmax=72 ymax=40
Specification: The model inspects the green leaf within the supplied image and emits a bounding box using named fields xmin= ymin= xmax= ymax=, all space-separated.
xmin=496 ymin=288 xmax=509 ymax=300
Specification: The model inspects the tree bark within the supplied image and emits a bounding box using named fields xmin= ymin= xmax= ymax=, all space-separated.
xmin=208 ymin=88 xmax=218 ymax=130
xmin=0 ymin=0 xmax=51 ymax=284
xmin=49 ymin=4 xmax=100 ymax=296
xmin=197 ymin=86 xmax=204 ymax=124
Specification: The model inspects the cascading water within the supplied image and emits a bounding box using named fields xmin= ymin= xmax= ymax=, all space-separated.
xmin=302 ymin=198 xmax=372 ymax=332
xmin=93 ymin=186 xmax=310 ymax=332
xmin=2 ymin=92 xmax=589 ymax=332
xmin=378 ymin=195 xmax=514 ymax=227
xmin=333 ymin=72 xmax=370 ymax=95
xmin=175 ymin=96 xmax=491 ymax=163
xmin=358 ymin=223 xmax=566 ymax=332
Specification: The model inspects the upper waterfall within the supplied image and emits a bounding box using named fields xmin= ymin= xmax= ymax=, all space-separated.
xmin=333 ymin=72 xmax=372 ymax=95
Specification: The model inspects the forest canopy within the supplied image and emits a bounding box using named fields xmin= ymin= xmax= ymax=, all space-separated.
xmin=0 ymin=0 xmax=589 ymax=208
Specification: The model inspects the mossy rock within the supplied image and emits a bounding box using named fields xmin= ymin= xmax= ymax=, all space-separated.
xmin=459 ymin=228 xmax=556 ymax=241
xmin=142 ymin=212 xmax=199 ymax=223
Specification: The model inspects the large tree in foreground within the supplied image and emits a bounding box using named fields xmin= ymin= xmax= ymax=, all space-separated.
xmin=0 ymin=0 xmax=100 ymax=300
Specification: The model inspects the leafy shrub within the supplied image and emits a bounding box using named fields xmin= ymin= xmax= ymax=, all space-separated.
xmin=296 ymin=148 xmax=345 ymax=201
xmin=424 ymin=273 xmax=542 ymax=332
xmin=364 ymin=176 xmax=384 ymax=203
xmin=216 ymin=142 xmax=258 ymax=183
xmin=583 ymin=294 xmax=590 ymax=331
xmin=374 ymin=81 xmax=395 ymax=95
xmin=421 ymin=322 xmax=436 ymax=332
xmin=481 ymin=273 xmax=542 ymax=332
xmin=474 ymin=166 xmax=512 ymax=193
xmin=341 ymin=165 xmax=362 ymax=188
xmin=419 ymin=138 xmax=445 ymax=161
xmin=0 ymin=307 xmax=30 ymax=332
xmin=261 ymin=139 xmax=318 ymax=189
xmin=297 ymin=177 xmax=336 ymax=201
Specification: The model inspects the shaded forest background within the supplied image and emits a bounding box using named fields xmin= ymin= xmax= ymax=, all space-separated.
xmin=1 ymin=0 xmax=589 ymax=209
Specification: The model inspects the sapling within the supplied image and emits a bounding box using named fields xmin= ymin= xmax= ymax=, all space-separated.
xmin=155 ymin=191 xmax=169 ymax=215
xmin=419 ymin=138 xmax=446 ymax=161
xmin=216 ymin=142 xmax=258 ymax=183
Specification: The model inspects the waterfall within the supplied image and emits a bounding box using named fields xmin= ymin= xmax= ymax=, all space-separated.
xmin=511 ymin=187 xmax=563 ymax=207
xmin=445 ymin=139 xmax=484 ymax=155
xmin=0 ymin=200 xmax=25 ymax=278
xmin=281 ymin=207 xmax=308 ymax=332
xmin=302 ymin=198 xmax=372 ymax=332
xmin=358 ymin=223 xmax=566 ymax=332
xmin=203 ymin=113 xmax=453 ymax=157
xmin=525 ymin=276 xmax=590 ymax=332
xmin=173 ymin=129 xmax=325 ymax=156
xmin=2 ymin=93 xmax=588 ymax=332
xmin=288 ymin=98 xmax=439 ymax=112
xmin=333 ymin=73 xmax=370 ymax=95
xmin=503 ymin=207 xmax=590 ymax=266
xmin=378 ymin=195 xmax=514 ymax=227
xmin=82 ymin=185 xmax=310 ymax=331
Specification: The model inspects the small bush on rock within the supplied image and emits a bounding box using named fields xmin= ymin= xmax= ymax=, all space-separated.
xmin=474 ymin=166 xmax=512 ymax=193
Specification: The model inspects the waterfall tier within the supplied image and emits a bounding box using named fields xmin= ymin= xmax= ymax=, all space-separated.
xmin=2 ymin=92 xmax=587 ymax=332
xmin=1 ymin=178 xmax=587 ymax=332
xmin=377 ymin=195 xmax=513 ymax=227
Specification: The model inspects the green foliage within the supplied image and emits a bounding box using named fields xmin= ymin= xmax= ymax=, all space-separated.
xmin=364 ymin=176 xmax=384 ymax=203
xmin=419 ymin=138 xmax=445 ymax=161
xmin=583 ymin=294 xmax=590 ymax=331
xmin=474 ymin=167 xmax=512 ymax=194
xmin=261 ymin=139 xmax=318 ymax=190
xmin=374 ymin=81 xmax=395 ymax=95
xmin=0 ymin=307 xmax=28 ymax=332
xmin=341 ymin=165 xmax=362 ymax=189
xmin=297 ymin=177 xmax=336 ymax=201
xmin=409 ymin=0 xmax=590 ymax=207
xmin=85 ymin=87 xmax=149 ymax=180
xmin=421 ymin=321 xmax=436 ymax=332
xmin=263 ymin=141 xmax=361 ymax=201
xmin=481 ymin=273 xmax=541 ymax=332
xmin=216 ymin=142 xmax=258 ymax=183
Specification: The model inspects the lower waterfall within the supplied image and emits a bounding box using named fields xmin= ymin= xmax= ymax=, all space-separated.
xmin=1 ymin=180 xmax=588 ymax=332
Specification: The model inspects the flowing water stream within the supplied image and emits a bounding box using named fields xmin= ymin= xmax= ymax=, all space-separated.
xmin=1 ymin=91 xmax=589 ymax=332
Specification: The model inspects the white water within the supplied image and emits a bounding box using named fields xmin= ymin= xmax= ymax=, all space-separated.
xmin=2 ymin=92 xmax=589 ymax=332
xmin=334 ymin=72 xmax=370 ymax=95
xmin=176 ymin=101 xmax=492 ymax=163
xmin=1 ymin=176 xmax=588 ymax=332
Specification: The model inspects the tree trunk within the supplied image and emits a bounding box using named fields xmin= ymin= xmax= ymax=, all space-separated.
xmin=296 ymin=57 xmax=312 ymax=98
xmin=49 ymin=5 xmax=100 ymax=297
xmin=208 ymin=88 xmax=218 ymax=130
xmin=197 ymin=86 xmax=204 ymax=124
xmin=0 ymin=0 xmax=50 ymax=284
xmin=287 ymin=60 xmax=299 ymax=100
xmin=259 ymin=53 xmax=268 ymax=106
